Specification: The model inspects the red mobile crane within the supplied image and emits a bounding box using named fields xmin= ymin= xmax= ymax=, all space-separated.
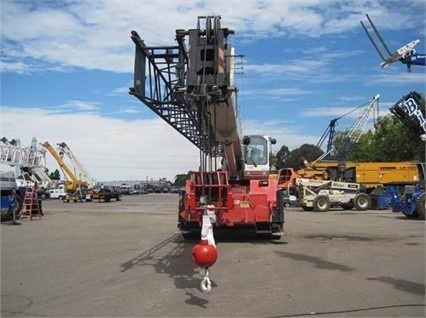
xmin=129 ymin=16 xmax=284 ymax=239
xmin=130 ymin=16 xmax=284 ymax=292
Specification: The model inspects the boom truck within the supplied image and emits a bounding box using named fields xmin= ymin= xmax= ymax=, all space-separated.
xmin=129 ymin=16 xmax=284 ymax=238
xmin=42 ymin=141 xmax=89 ymax=202
xmin=56 ymin=142 xmax=95 ymax=187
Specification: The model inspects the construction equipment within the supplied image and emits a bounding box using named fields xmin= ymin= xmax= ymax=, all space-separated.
xmin=387 ymin=184 xmax=425 ymax=219
xmin=296 ymin=178 xmax=370 ymax=212
xmin=281 ymin=94 xmax=381 ymax=184
xmin=1 ymin=137 xmax=47 ymax=221
xmin=0 ymin=137 xmax=46 ymax=168
xmin=277 ymin=93 xmax=423 ymax=193
xmin=384 ymin=93 xmax=425 ymax=219
xmin=85 ymin=186 xmax=121 ymax=203
xmin=130 ymin=15 xmax=285 ymax=293
xmin=385 ymin=163 xmax=425 ymax=220
xmin=0 ymin=171 xmax=23 ymax=222
xmin=317 ymin=94 xmax=380 ymax=161
xmin=389 ymin=91 xmax=425 ymax=136
xmin=57 ymin=142 xmax=95 ymax=186
xmin=278 ymin=161 xmax=421 ymax=194
xmin=42 ymin=141 xmax=89 ymax=201
xmin=129 ymin=16 xmax=284 ymax=238
xmin=1 ymin=136 xmax=53 ymax=193
xmin=361 ymin=14 xmax=425 ymax=71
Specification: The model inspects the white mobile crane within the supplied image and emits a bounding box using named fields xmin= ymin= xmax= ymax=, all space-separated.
xmin=0 ymin=137 xmax=52 ymax=188
xmin=0 ymin=137 xmax=46 ymax=169
xmin=0 ymin=137 xmax=48 ymax=220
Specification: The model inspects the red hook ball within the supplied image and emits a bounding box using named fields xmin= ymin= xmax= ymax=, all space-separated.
xmin=192 ymin=240 xmax=218 ymax=268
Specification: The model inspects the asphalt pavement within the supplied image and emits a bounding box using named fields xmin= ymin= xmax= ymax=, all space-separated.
xmin=1 ymin=194 xmax=425 ymax=317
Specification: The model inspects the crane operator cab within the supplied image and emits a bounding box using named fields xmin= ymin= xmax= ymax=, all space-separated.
xmin=244 ymin=135 xmax=276 ymax=179
xmin=249 ymin=148 xmax=266 ymax=165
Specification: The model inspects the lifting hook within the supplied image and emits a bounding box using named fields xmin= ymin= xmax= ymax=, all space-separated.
xmin=200 ymin=268 xmax=212 ymax=293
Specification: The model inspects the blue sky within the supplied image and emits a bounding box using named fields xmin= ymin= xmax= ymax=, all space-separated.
xmin=1 ymin=0 xmax=425 ymax=182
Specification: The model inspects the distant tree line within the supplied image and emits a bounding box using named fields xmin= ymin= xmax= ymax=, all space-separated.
xmin=172 ymin=116 xmax=425 ymax=181
xmin=274 ymin=115 xmax=425 ymax=170
xmin=49 ymin=169 xmax=61 ymax=180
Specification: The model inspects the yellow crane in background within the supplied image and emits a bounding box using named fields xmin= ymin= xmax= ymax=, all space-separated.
xmin=41 ymin=141 xmax=89 ymax=198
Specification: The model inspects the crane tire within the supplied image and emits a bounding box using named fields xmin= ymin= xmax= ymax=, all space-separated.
xmin=354 ymin=193 xmax=370 ymax=211
xmin=340 ymin=202 xmax=354 ymax=210
xmin=414 ymin=192 xmax=425 ymax=220
xmin=313 ymin=195 xmax=330 ymax=212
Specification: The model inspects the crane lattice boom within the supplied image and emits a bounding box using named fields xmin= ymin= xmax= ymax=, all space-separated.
xmin=0 ymin=137 xmax=46 ymax=168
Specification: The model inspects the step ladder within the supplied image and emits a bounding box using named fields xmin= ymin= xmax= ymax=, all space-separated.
xmin=19 ymin=187 xmax=42 ymax=221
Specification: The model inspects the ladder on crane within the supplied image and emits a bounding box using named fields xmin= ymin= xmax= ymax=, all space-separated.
xmin=19 ymin=187 xmax=42 ymax=221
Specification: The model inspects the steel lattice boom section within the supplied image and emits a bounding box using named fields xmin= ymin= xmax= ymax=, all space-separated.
xmin=0 ymin=137 xmax=46 ymax=168
xmin=390 ymin=91 xmax=425 ymax=135
xmin=336 ymin=94 xmax=380 ymax=161
xmin=129 ymin=31 xmax=217 ymax=155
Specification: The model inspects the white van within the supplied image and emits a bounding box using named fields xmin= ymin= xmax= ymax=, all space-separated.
xmin=48 ymin=188 xmax=67 ymax=200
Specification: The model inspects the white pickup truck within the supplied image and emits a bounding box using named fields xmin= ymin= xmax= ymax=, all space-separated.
xmin=48 ymin=188 xmax=67 ymax=200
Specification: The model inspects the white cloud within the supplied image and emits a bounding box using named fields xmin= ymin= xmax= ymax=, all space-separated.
xmin=1 ymin=103 xmax=323 ymax=180
xmin=2 ymin=0 xmax=424 ymax=73
xmin=1 ymin=106 xmax=200 ymax=181
xmin=369 ymin=71 xmax=426 ymax=85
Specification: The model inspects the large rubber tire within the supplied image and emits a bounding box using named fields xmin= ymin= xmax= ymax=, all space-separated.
xmin=301 ymin=206 xmax=314 ymax=211
xmin=354 ymin=193 xmax=371 ymax=211
xmin=340 ymin=202 xmax=354 ymax=210
xmin=313 ymin=195 xmax=330 ymax=212
xmin=2 ymin=200 xmax=22 ymax=221
xmin=414 ymin=192 xmax=425 ymax=220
